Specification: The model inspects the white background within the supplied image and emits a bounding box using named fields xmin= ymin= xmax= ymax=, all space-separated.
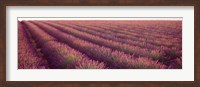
xmin=6 ymin=6 xmax=194 ymax=81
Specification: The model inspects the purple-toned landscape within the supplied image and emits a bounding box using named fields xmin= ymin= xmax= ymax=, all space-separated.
xmin=18 ymin=20 xmax=182 ymax=69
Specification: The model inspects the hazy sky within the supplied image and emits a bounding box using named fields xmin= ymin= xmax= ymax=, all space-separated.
xmin=18 ymin=18 xmax=182 ymax=21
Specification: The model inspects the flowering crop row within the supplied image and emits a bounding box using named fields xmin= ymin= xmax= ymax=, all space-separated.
xmin=55 ymin=22 xmax=180 ymax=62
xmin=42 ymin=41 xmax=106 ymax=69
xmin=56 ymin=22 xmax=165 ymax=50
xmin=18 ymin=21 xmax=48 ymax=69
xmin=66 ymin=22 xmax=182 ymax=50
xmin=113 ymin=21 xmax=182 ymax=37
xmin=84 ymin=21 xmax=181 ymax=39
xmin=91 ymin=24 xmax=180 ymax=48
xmin=31 ymin=21 xmax=165 ymax=69
xmin=103 ymin=23 xmax=182 ymax=45
xmin=22 ymin=21 xmax=106 ymax=69
xmin=53 ymin=21 xmax=182 ymax=67
xmin=41 ymin=21 xmax=170 ymax=61
xmin=108 ymin=22 xmax=179 ymax=37
xmin=63 ymin=21 xmax=181 ymax=49
xmin=64 ymin=21 xmax=174 ymax=41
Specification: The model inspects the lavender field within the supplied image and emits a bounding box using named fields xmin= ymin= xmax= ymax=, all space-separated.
xmin=18 ymin=20 xmax=182 ymax=69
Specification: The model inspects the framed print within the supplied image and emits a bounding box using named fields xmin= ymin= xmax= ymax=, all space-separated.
xmin=0 ymin=0 xmax=199 ymax=87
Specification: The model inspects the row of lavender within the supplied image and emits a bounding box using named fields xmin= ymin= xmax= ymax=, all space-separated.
xmin=60 ymin=21 xmax=180 ymax=40
xmin=70 ymin=20 xmax=181 ymax=39
xmin=18 ymin=22 xmax=48 ymax=69
xmin=19 ymin=21 xmax=106 ymax=69
xmin=59 ymin=20 xmax=182 ymax=68
xmin=41 ymin=21 xmax=181 ymax=68
xmin=97 ymin=21 xmax=182 ymax=39
xmin=63 ymin=21 xmax=181 ymax=48
xmin=32 ymin=21 xmax=166 ymax=69
xmin=18 ymin=20 xmax=181 ymax=69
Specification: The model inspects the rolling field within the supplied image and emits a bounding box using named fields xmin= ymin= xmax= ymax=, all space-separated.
xmin=18 ymin=20 xmax=182 ymax=69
